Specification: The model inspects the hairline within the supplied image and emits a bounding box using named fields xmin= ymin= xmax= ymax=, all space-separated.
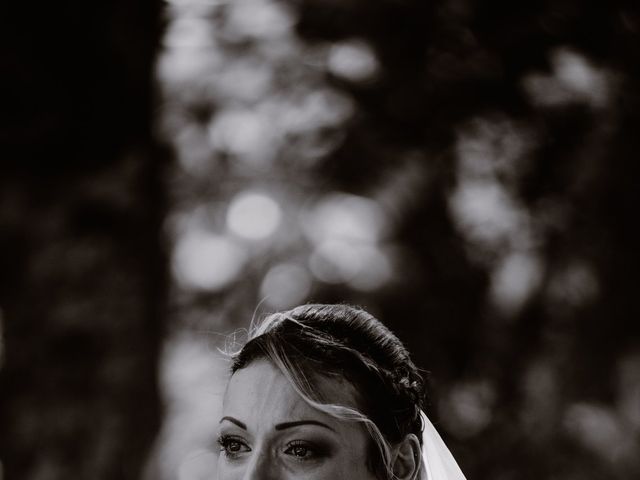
xmin=232 ymin=340 xmax=395 ymax=479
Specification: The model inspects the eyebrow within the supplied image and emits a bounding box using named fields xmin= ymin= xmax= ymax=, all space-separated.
xmin=275 ymin=420 xmax=335 ymax=431
xmin=220 ymin=416 xmax=247 ymax=429
xmin=219 ymin=417 xmax=335 ymax=432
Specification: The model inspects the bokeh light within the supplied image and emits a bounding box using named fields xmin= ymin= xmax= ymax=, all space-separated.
xmin=222 ymin=0 xmax=294 ymax=41
xmin=327 ymin=39 xmax=379 ymax=83
xmin=440 ymin=380 xmax=496 ymax=439
xmin=172 ymin=230 xmax=247 ymax=291
xmin=450 ymin=180 xmax=527 ymax=255
xmin=546 ymin=260 xmax=599 ymax=309
xmin=226 ymin=191 xmax=282 ymax=240
xmin=259 ymin=263 xmax=312 ymax=309
xmin=489 ymin=251 xmax=543 ymax=317
xmin=209 ymin=109 xmax=276 ymax=166
xmin=523 ymin=48 xmax=612 ymax=109
xmin=563 ymin=403 xmax=630 ymax=463
xmin=303 ymin=193 xmax=387 ymax=244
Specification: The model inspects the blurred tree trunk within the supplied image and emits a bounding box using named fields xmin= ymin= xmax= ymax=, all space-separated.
xmin=0 ymin=1 xmax=165 ymax=479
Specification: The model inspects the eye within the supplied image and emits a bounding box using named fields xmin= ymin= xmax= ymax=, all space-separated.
xmin=217 ymin=435 xmax=250 ymax=459
xmin=284 ymin=441 xmax=318 ymax=461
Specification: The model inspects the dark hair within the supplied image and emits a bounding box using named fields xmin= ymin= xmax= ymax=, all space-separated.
xmin=231 ymin=304 xmax=426 ymax=479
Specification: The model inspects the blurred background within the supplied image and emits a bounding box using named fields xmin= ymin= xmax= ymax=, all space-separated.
xmin=1 ymin=0 xmax=639 ymax=479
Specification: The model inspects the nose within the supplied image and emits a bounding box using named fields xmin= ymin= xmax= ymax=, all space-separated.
xmin=242 ymin=450 xmax=276 ymax=480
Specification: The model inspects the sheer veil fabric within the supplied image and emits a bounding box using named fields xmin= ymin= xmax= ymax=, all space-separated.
xmin=418 ymin=411 xmax=467 ymax=480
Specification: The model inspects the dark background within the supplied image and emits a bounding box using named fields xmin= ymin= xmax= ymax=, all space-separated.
xmin=1 ymin=1 xmax=639 ymax=479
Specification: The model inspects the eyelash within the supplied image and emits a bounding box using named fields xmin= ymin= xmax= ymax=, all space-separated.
xmin=284 ymin=440 xmax=328 ymax=462
xmin=217 ymin=436 xmax=324 ymax=462
xmin=217 ymin=435 xmax=249 ymax=459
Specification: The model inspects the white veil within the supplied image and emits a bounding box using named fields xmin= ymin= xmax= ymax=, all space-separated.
xmin=418 ymin=411 xmax=467 ymax=480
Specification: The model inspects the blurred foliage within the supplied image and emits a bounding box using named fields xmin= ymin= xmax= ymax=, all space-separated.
xmin=156 ymin=1 xmax=640 ymax=479
xmin=1 ymin=0 xmax=639 ymax=480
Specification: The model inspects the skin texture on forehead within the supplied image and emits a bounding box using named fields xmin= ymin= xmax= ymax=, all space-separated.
xmin=218 ymin=359 xmax=378 ymax=480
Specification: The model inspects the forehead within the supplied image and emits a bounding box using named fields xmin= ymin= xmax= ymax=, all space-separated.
xmin=222 ymin=359 xmax=360 ymax=426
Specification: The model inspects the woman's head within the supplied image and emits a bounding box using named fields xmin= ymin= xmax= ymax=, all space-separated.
xmin=218 ymin=304 xmax=426 ymax=480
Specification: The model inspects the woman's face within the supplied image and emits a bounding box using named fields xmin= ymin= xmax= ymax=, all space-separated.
xmin=217 ymin=359 xmax=378 ymax=480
